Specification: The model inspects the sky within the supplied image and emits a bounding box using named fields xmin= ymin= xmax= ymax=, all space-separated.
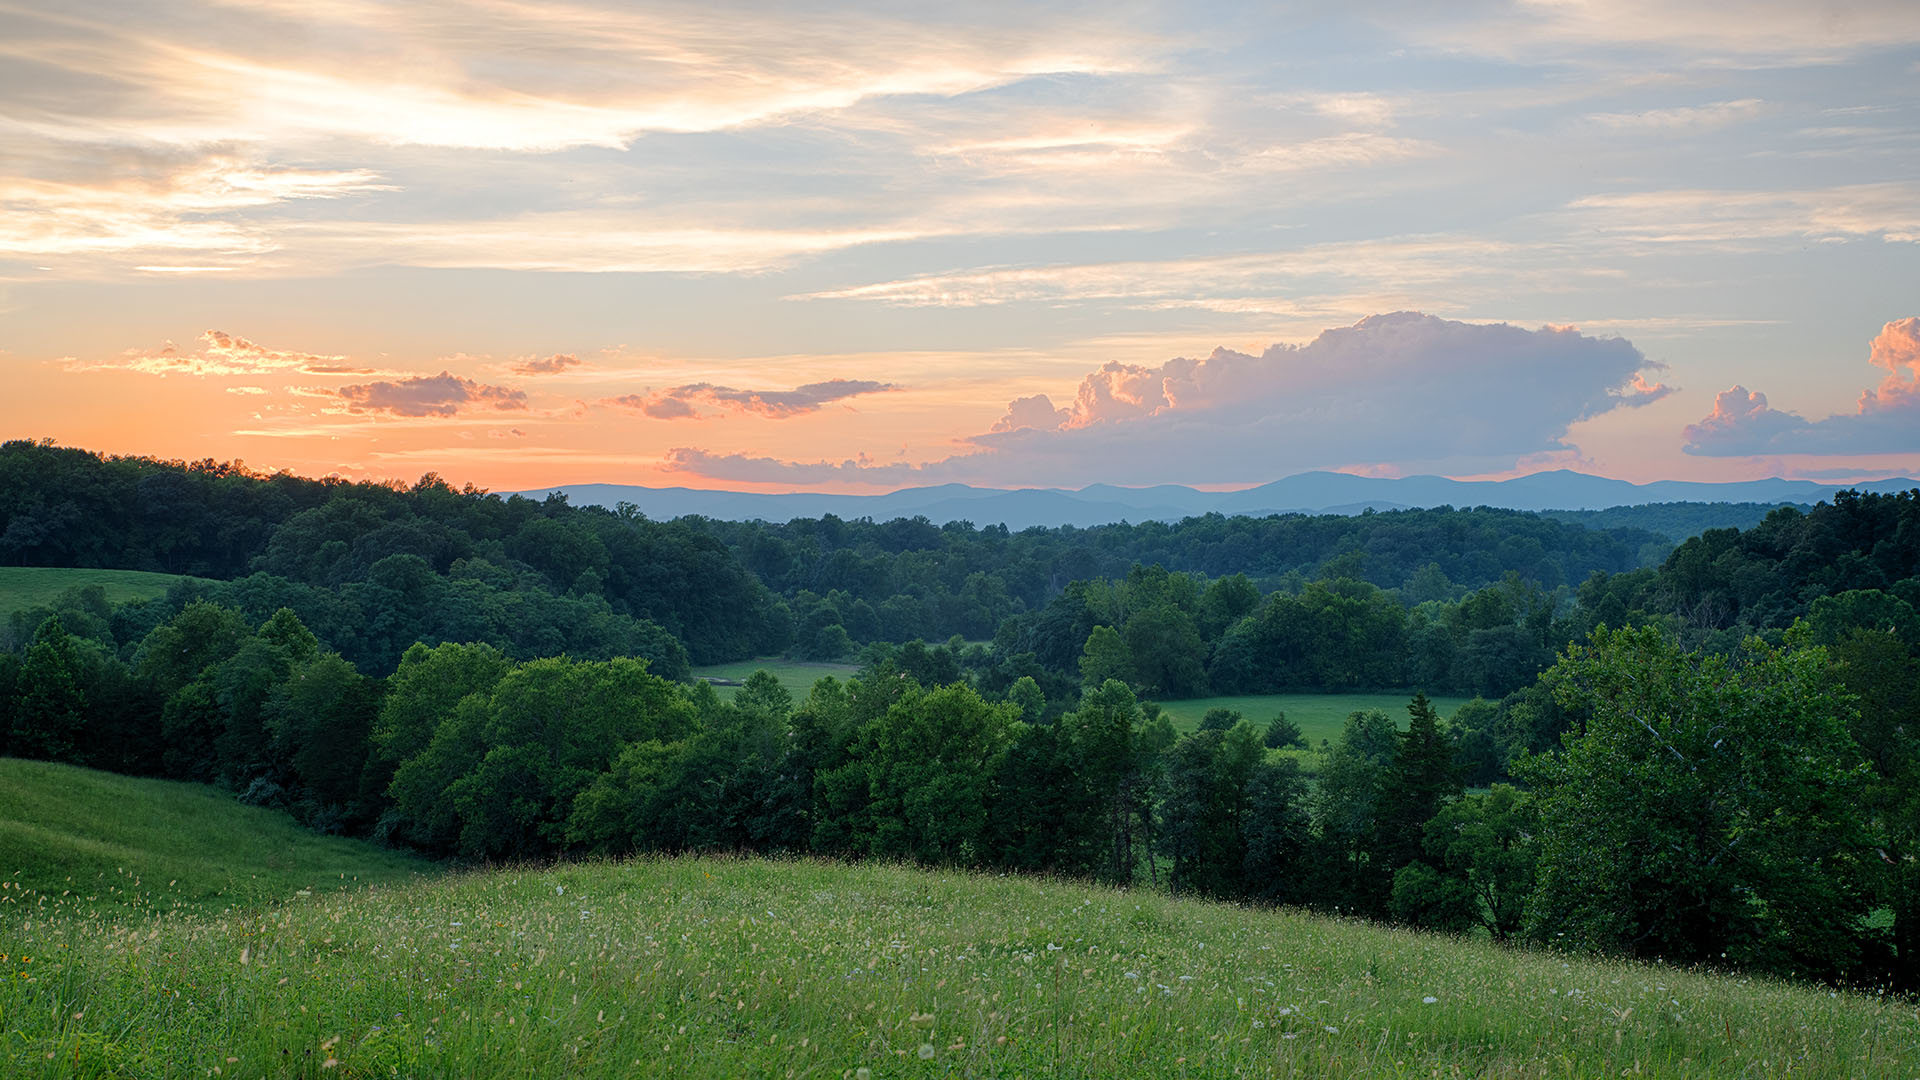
xmin=3 ymin=0 xmax=1918 ymax=493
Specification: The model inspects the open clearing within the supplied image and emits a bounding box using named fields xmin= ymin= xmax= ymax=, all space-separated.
xmin=3 ymin=762 xmax=1914 ymax=1078
xmin=1152 ymin=692 xmax=1476 ymax=742
xmin=691 ymin=656 xmax=861 ymax=697
xmin=0 ymin=566 xmax=193 ymax=616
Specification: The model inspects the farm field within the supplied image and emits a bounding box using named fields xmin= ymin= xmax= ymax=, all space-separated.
xmin=4 ymin=833 xmax=1913 ymax=1077
xmin=0 ymin=758 xmax=431 ymax=917
xmin=691 ymin=656 xmax=861 ymax=697
xmin=0 ymin=566 xmax=193 ymax=616
xmin=1151 ymin=692 xmax=1476 ymax=742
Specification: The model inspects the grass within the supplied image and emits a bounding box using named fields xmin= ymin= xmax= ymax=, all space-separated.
xmin=0 ymin=759 xmax=431 ymax=918
xmin=4 ymin=854 xmax=1914 ymax=1078
xmin=1152 ymin=692 xmax=1475 ymax=743
xmin=2 ymin=762 xmax=1915 ymax=1077
xmin=0 ymin=566 xmax=193 ymax=616
xmin=691 ymin=657 xmax=860 ymax=699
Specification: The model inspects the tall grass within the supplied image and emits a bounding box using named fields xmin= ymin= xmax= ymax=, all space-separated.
xmin=4 ymin=854 xmax=1912 ymax=1078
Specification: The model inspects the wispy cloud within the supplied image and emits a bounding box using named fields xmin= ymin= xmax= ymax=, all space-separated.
xmin=604 ymin=378 xmax=896 ymax=420
xmin=62 ymin=330 xmax=361 ymax=376
xmin=510 ymin=353 xmax=584 ymax=375
xmin=1568 ymin=183 xmax=1920 ymax=245
xmin=1584 ymin=99 xmax=1768 ymax=131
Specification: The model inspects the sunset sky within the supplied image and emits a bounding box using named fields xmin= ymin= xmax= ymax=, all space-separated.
xmin=3 ymin=0 xmax=1918 ymax=493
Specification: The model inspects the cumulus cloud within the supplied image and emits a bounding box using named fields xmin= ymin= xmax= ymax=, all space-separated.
xmin=511 ymin=353 xmax=583 ymax=375
xmin=337 ymin=371 xmax=528 ymax=418
xmin=603 ymin=379 xmax=895 ymax=420
xmin=979 ymin=311 xmax=1668 ymax=451
xmin=990 ymin=394 xmax=1073 ymax=433
xmin=1684 ymin=318 xmax=1920 ymax=456
xmin=669 ymin=312 xmax=1674 ymax=486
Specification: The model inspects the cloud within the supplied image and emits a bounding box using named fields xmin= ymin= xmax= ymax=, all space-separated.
xmin=667 ymin=312 xmax=1673 ymax=487
xmin=510 ymin=353 xmax=583 ymax=375
xmin=662 ymin=448 xmax=979 ymax=486
xmin=1684 ymin=318 xmax=1920 ymax=456
xmin=603 ymin=378 xmax=896 ymax=420
xmin=67 ymin=329 xmax=356 ymax=376
xmin=991 ymin=394 xmax=1072 ymax=433
xmin=1568 ymin=183 xmax=1920 ymax=246
xmin=337 ymin=371 xmax=529 ymax=417
xmin=1584 ymin=99 xmax=1767 ymax=132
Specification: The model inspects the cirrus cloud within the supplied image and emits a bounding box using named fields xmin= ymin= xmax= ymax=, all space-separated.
xmin=603 ymin=378 xmax=896 ymax=420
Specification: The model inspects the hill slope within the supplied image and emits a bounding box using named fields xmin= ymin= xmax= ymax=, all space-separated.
xmin=0 ymin=758 xmax=431 ymax=916
xmin=2 ymin=795 xmax=1911 ymax=1077
xmin=0 ymin=566 xmax=193 ymax=616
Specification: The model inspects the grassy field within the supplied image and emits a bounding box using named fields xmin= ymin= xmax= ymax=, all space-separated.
xmin=691 ymin=656 xmax=861 ymax=698
xmin=4 ymin=854 xmax=1914 ymax=1078
xmin=0 ymin=566 xmax=192 ymax=616
xmin=0 ymin=758 xmax=431 ymax=918
xmin=3 ymin=762 xmax=1915 ymax=1077
xmin=1152 ymin=692 xmax=1476 ymax=743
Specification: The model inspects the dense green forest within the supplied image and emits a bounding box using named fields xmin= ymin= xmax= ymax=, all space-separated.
xmin=3 ymin=440 xmax=1917 ymax=988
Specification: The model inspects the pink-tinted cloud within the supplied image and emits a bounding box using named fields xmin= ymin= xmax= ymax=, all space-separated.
xmin=991 ymin=393 xmax=1073 ymax=433
xmin=68 ymin=330 xmax=362 ymax=377
xmin=669 ymin=312 xmax=1675 ymax=486
xmin=338 ymin=371 xmax=528 ymax=417
xmin=605 ymin=378 xmax=896 ymax=420
xmin=663 ymin=447 xmax=982 ymax=485
xmin=1684 ymin=317 xmax=1920 ymax=456
xmin=605 ymin=392 xmax=699 ymax=420
xmin=511 ymin=353 xmax=584 ymax=375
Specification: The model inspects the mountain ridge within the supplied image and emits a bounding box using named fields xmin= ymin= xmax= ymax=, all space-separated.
xmin=515 ymin=471 xmax=1919 ymax=529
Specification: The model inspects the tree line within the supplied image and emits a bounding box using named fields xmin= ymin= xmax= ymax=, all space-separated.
xmin=3 ymin=591 xmax=1913 ymax=988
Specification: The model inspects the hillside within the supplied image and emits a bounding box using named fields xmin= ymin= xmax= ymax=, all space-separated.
xmin=0 ymin=758 xmax=431 ymax=916
xmin=0 ymin=566 xmax=191 ymax=616
xmin=3 ymin=849 xmax=1912 ymax=1078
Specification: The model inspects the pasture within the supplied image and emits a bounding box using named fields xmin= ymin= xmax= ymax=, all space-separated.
xmin=4 ymin=851 xmax=1912 ymax=1078
xmin=0 ymin=566 xmax=191 ymax=616
xmin=691 ymin=656 xmax=861 ymax=698
xmin=0 ymin=758 xmax=430 ymax=918
xmin=1151 ymin=692 xmax=1476 ymax=743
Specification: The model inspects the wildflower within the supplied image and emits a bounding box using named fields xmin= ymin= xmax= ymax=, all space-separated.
xmin=917 ymin=1044 xmax=936 ymax=1059
xmin=1325 ymin=1025 xmax=1339 ymax=1034
xmin=1423 ymin=996 xmax=1438 ymax=1004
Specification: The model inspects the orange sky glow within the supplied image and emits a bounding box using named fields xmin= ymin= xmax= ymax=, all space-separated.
xmin=3 ymin=1 xmax=1917 ymax=494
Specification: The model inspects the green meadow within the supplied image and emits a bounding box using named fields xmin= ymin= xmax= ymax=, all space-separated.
xmin=3 ymin=762 xmax=1915 ymax=1079
xmin=0 ymin=758 xmax=430 ymax=917
xmin=0 ymin=567 xmax=192 ymax=616
xmin=691 ymin=657 xmax=861 ymax=697
xmin=1151 ymin=692 xmax=1475 ymax=742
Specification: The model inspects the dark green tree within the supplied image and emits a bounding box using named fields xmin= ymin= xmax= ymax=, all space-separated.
xmin=12 ymin=615 xmax=86 ymax=760
xmin=1375 ymin=692 xmax=1462 ymax=876
xmin=1522 ymin=627 xmax=1877 ymax=980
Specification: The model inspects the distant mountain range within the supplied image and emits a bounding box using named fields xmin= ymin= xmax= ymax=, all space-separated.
xmin=512 ymin=471 xmax=1920 ymax=531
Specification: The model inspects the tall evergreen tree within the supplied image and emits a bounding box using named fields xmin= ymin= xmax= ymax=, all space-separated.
xmin=1376 ymin=692 xmax=1463 ymax=875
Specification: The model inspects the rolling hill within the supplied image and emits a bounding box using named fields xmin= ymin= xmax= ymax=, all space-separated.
xmin=1 ymin=762 xmax=1912 ymax=1078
